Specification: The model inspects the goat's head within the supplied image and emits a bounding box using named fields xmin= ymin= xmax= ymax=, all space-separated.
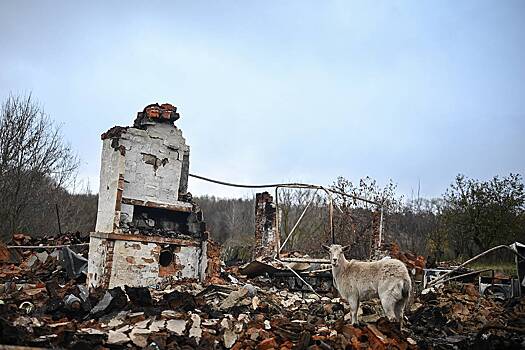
xmin=322 ymin=244 xmax=350 ymax=267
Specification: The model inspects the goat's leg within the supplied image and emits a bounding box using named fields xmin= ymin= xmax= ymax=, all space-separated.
xmin=348 ymin=297 xmax=359 ymax=326
xmin=379 ymin=294 xmax=396 ymax=322
xmin=394 ymin=298 xmax=407 ymax=328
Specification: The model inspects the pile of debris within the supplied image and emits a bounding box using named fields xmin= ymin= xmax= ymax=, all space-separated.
xmin=383 ymin=242 xmax=426 ymax=278
xmin=410 ymin=283 xmax=525 ymax=349
xmin=0 ymin=269 xmax=418 ymax=349
xmin=10 ymin=232 xmax=89 ymax=247
xmin=0 ymin=232 xmax=89 ymax=284
xmin=2 ymin=248 xmax=524 ymax=349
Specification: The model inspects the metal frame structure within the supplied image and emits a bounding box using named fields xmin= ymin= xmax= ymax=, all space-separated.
xmin=189 ymin=173 xmax=385 ymax=262
xmin=274 ymin=184 xmax=383 ymax=262
xmin=189 ymin=173 xmax=388 ymax=295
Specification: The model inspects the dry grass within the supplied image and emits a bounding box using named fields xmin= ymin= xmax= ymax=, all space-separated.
xmin=470 ymin=262 xmax=517 ymax=277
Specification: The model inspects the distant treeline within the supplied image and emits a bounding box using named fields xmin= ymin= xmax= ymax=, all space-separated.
xmin=196 ymin=174 xmax=525 ymax=264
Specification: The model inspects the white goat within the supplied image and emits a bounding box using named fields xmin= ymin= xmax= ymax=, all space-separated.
xmin=322 ymin=244 xmax=411 ymax=326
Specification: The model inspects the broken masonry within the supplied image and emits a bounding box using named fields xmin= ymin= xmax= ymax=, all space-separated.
xmin=87 ymin=103 xmax=220 ymax=289
xmin=252 ymin=191 xmax=279 ymax=260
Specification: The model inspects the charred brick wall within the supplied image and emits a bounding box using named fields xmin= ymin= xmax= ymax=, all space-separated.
xmin=252 ymin=192 xmax=279 ymax=260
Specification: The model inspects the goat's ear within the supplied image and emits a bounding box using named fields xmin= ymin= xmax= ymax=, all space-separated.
xmin=342 ymin=245 xmax=351 ymax=252
xmin=321 ymin=244 xmax=330 ymax=252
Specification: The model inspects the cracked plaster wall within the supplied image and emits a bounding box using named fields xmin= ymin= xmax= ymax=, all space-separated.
xmin=119 ymin=124 xmax=189 ymax=204
xmin=95 ymin=123 xmax=190 ymax=234
xmin=88 ymin=236 xmax=202 ymax=289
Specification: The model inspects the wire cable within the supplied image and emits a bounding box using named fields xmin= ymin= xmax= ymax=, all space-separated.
xmin=189 ymin=173 xmax=382 ymax=206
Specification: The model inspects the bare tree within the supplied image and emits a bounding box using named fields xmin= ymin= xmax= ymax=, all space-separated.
xmin=0 ymin=94 xmax=79 ymax=241
xmin=194 ymin=195 xmax=255 ymax=243
xmin=331 ymin=176 xmax=404 ymax=259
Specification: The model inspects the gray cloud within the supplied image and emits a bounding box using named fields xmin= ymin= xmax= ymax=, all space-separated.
xmin=1 ymin=0 xmax=524 ymax=198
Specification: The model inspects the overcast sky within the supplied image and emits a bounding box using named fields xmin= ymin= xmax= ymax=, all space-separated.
xmin=1 ymin=1 xmax=524 ymax=199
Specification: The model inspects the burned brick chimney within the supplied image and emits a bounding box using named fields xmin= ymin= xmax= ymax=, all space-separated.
xmin=252 ymin=192 xmax=279 ymax=260
xmin=87 ymin=103 xmax=219 ymax=289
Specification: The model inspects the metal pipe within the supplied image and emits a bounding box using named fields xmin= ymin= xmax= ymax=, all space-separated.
xmin=306 ymin=268 xmax=332 ymax=274
xmin=435 ymin=268 xmax=492 ymax=285
xmin=279 ymin=189 xmax=319 ymax=253
xmin=275 ymin=186 xmax=280 ymax=259
xmin=279 ymin=257 xmax=331 ymax=264
xmin=378 ymin=205 xmax=384 ymax=248
xmin=326 ymin=187 xmax=382 ymax=206
xmin=276 ymin=185 xmax=334 ymax=253
xmin=311 ymin=186 xmax=335 ymax=245
xmin=428 ymin=245 xmax=525 ymax=287
xmin=322 ymin=187 xmax=335 ymax=244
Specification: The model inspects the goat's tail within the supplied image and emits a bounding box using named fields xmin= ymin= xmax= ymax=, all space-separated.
xmin=402 ymin=277 xmax=411 ymax=299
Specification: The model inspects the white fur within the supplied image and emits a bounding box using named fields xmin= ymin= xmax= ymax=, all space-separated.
xmin=324 ymin=244 xmax=411 ymax=326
